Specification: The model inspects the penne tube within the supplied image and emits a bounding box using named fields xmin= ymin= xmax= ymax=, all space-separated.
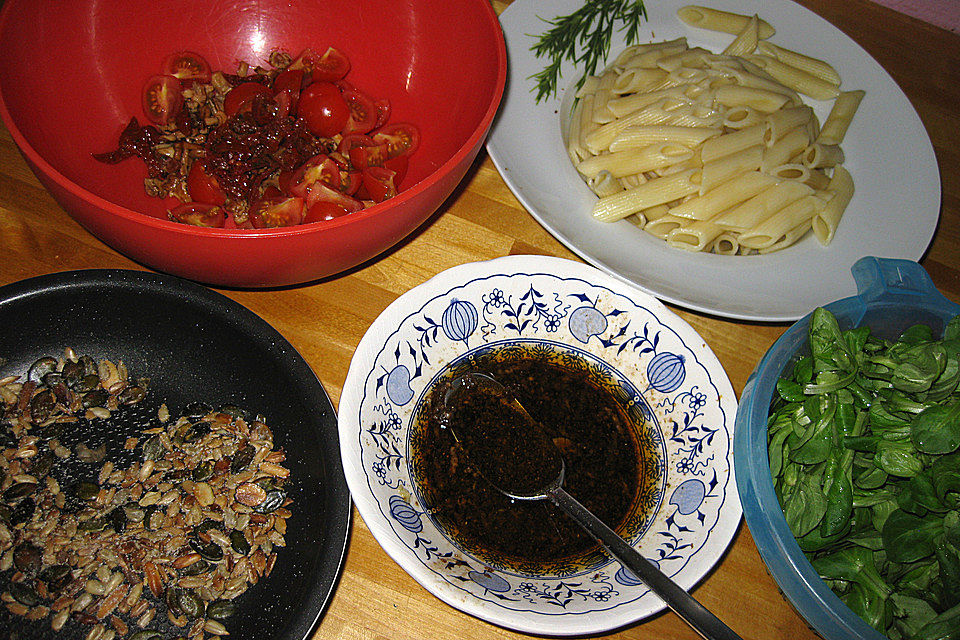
xmin=738 ymin=195 xmax=820 ymax=248
xmin=699 ymin=144 xmax=763 ymax=193
xmin=611 ymin=43 xmax=646 ymax=68
xmin=609 ymin=125 xmax=722 ymax=152
xmin=802 ymin=143 xmax=845 ymax=169
xmin=574 ymin=75 xmax=602 ymax=99
xmin=667 ymin=216 xmax=727 ymax=252
xmin=759 ymin=218 xmax=813 ymax=253
xmin=812 ymin=165 xmax=854 ymax=245
xmin=701 ymin=124 xmax=764 ymax=162
xmin=567 ymin=92 xmax=588 ymax=164
xmin=585 ymin=98 xmax=691 ymax=153
xmin=817 ymin=90 xmax=865 ymax=145
xmin=593 ymin=169 xmax=700 ymax=222
xmin=716 ymin=85 xmax=792 ymax=112
xmin=606 ymin=87 xmax=692 ymax=119
xmin=747 ymin=54 xmax=840 ymax=100
xmin=804 ymin=168 xmax=832 ymax=190
xmin=723 ymin=14 xmax=760 ymax=57
xmin=714 ymin=179 xmax=813 ymax=230
xmin=612 ymin=68 xmax=669 ymax=94
xmin=622 ymin=40 xmax=690 ymax=70
xmin=723 ymin=105 xmax=765 ymax=129
xmin=655 ymin=47 xmax=713 ymax=73
xmin=644 ymin=214 xmax=687 ymax=239
xmin=761 ymin=126 xmax=810 ymax=173
xmin=586 ymin=70 xmax=620 ymax=124
xmin=763 ymin=105 xmax=814 ymax=147
xmin=756 ymin=40 xmax=841 ymax=86
xmin=669 ymin=170 xmax=777 ymax=220
xmin=768 ymin=163 xmax=810 ymax=182
xmin=642 ymin=203 xmax=672 ymax=223
xmin=576 ymin=142 xmax=695 ymax=179
xmin=677 ymin=6 xmax=775 ymax=39
xmin=625 ymin=212 xmax=646 ymax=228
xmin=587 ymin=170 xmax=623 ymax=198
xmin=711 ymin=232 xmax=741 ymax=255
xmin=619 ymin=173 xmax=647 ymax=189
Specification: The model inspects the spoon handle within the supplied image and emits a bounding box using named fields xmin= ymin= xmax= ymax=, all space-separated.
xmin=547 ymin=486 xmax=744 ymax=640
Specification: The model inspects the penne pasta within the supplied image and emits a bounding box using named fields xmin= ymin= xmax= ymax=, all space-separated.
xmin=669 ymin=170 xmax=777 ymax=220
xmin=756 ymin=40 xmax=841 ymax=86
xmin=576 ymin=142 xmax=695 ymax=179
xmin=714 ymin=179 xmax=813 ymax=231
xmin=817 ymin=90 xmax=865 ymax=145
xmin=747 ymin=54 xmax=840 ymax=100
xmin=677 ymin=6 xmax=775 ymax=39
xmin=699 ymin=144 xmax=763 ymax=193
xmin=763 ymin=105 xmax=813 ymax=147
xmin=667 ymin=215 xmax=727 ymax=251
xmin=701 ymin=124 xmax=764 ymax=162
xmin=738 ymin=195 xmax=821 ymax=249
xmin=609 ymin=125 xmax=722 ymax=152
xmin=812 ymin=165 xmax=854 ymax=245
xmin=711 ymin=232 xmax=741 ymax=255
xmin=569 ymin=10 xmax=862 ymax=255
xmin=593 ymin=169 xmax=701 ymax=222
xmin=644 ymin=214 xmax=687 ymax=239
xmin=723 ymin=14 xmax=760 ymax=57
xmin=802 ymin=142 xmax=845 ymax=169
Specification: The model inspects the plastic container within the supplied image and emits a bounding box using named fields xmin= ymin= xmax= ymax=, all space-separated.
xmin=734 ymin=256 xmax=960 ymax=639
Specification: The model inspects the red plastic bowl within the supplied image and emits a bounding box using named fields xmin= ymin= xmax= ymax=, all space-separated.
xmin=0 ymin=0 xmax=506 ymax=287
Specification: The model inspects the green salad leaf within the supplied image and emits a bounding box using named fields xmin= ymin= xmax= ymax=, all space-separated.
xmin=769 ymin=308 xmax=960 ymax=639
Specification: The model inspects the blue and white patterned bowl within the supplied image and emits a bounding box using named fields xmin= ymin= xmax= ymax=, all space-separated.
xmin=338 ymin=255 xmax=741 ymax=635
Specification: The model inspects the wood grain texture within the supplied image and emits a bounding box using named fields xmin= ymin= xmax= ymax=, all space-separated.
xmin=0 ymin=1 xmax=957 ymax=638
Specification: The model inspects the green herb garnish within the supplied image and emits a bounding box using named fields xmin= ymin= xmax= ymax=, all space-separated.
xmin=769 ymin=307 xmax=960 ymax=639
xmin=530 ymin=0 xmax=648 ymax=103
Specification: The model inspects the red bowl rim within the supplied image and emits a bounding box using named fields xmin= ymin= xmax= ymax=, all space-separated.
xmin=0 ymin=0 xmax=506 ymax=239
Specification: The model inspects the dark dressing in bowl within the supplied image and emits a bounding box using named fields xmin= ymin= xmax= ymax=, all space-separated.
xmin=410 ymin=346 xmax=658 ymax=572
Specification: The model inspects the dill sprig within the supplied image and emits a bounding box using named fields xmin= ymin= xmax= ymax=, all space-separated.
xmin=529 ymin=0 xmax=647 ymax=103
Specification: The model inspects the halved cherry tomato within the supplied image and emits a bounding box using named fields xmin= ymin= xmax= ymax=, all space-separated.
xmin=383 ymin=154 xmax=409 ymax=185
xmin=272 ymin=68 xmax=304 ymax=112
xmin=162 ymin=51 xmax=211 ymax=84
xmin=273 ymin=68 xmax=304 ymax=96
xmin=361 ymin=166 xmax=398 ymax=203
xmin=168 ymin=202 xmax=226 ymax=227
xmin=348 ymin=143 xmax=388 ymax=170
xmin=142 ymin=75 xmax=183 ymax=126
xmin=311 ymin=47 xmax=351 ymax=82
xmin=223 ymin=82 xmax=272 ymax=117
xmin=340 ymin=171 xmax=362 ymax=196
xmin=303 ymin=181 xmax=363 ymax=212
xmin=186 ymin=160 xmax=226 ymax=206
xmin=341 ymin=88 xmax=378 ymax=134
xmin=303 ymin=201 xmax=351 ymax=223
xmin=337 ymin=133 xmax=375 ymax=156
xmin=288 ymin=154 xmax=341 ymax=197
xmin=248 ymin=196 xmax=304 ymax=228
xmin=298 ymin=82 xmax=349 ymax=137
xmin=372 ymin=123 xmax=421 ymax=159
xmin=373 ymin=98 xmax=391 ymax=129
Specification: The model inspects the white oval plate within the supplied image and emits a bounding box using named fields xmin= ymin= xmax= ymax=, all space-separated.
xmin=486 ymin=0 xmax=940 ymax=322
xmin=339 ymin=255 xmax=740 ymax=635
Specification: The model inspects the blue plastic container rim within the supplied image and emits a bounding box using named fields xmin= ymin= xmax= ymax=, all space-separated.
xmin=734 ymin=256 xmax=960 ymax=640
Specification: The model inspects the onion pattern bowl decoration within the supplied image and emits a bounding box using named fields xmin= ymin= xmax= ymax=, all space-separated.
xmin=338 ymin=255 xmax=741 ymax=635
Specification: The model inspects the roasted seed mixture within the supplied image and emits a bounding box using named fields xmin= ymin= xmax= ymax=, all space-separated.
xmin=0 ymin=349 xmax=292 ymax=640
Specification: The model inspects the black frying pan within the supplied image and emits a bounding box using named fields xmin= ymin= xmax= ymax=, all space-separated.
xmin=0 ymin=269 xmax=351 ymax=640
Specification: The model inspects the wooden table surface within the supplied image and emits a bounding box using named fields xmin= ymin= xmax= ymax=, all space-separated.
xmin=1 ymin=0 xmax=958 ymax=638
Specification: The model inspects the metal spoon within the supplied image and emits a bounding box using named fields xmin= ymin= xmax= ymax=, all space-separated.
xmin=444 ymin=372 xmax=743 ymax=640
